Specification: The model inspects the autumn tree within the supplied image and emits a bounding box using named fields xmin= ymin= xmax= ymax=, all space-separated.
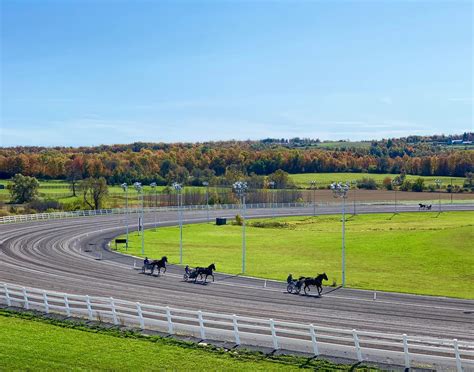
xmin=65 ymin=157 xmax=84 ymax=197
xmin=8 ymin=173 xmax=40 ymax=203
xmin=80 ymin=177 xmax=108 ymax=210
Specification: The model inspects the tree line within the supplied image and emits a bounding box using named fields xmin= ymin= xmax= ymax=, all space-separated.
xmin=1 ymin=136 xmax=473 ymax=186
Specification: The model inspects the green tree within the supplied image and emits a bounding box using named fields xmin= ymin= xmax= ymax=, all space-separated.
xmin=268 ymin=170 xmax=292 ymax=189
xmin=411 ymin=178 xmax=425 ymax=192
xmin=80 ymin=177 xmax=109 ymax=210
xmin=8 ymin=174 xmax=40 ymax=203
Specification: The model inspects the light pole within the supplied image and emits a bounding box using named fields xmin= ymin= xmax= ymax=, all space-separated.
xmin=268 ymin=181 xmax=275 ymax=218
xmin=150 ymin=182 xmax=158 ymax=231
xmin=203 ymin=181 xmax=210 ymax=223
xmin=330 ymin=182 xmax=350 ymax=288
xmin=133 ymin=182 xmax=145 ymax=255
xmin=310 ymin=181 xmax=316 ymax=216
xmin=351 ymin=180 xmax=357 ymax=215
xmin=392 ymin=178 xmax=401 ymax=214
xmin=233 ymin=181 xmax=248 ymax=273
xmin=173 ymin=182 xmax=183 ymax=264
xmin=450 ymin=178 xmax=453 ymax=204
xmin=435 ymin=179 xmax=442 ymax=213
xmin=121 ymin=183 xmax=129 ymax=250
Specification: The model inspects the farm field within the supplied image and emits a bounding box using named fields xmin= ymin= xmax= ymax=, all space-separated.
xmin=0 ymin=311 xmax=363 ymax=371
xmin=289 ymin=173 xmax=466 ymax=188
xmin=117 ymin=212 xmax=474 ymax=299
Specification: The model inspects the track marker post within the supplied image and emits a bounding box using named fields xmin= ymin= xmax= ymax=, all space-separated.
xmin=310 ymin=324 xmax=319 ymax=356
xmin=403 ymin=334 xmax=410 ymax=369
xmin=453 ymin=339 xmax=462 ymax=372
xmin=270 ymin=319 xmax=279 ymax=350
xmin=232 ymin=314 xmax=241 ymax=345
xmin=22 ymin=287 xmax=29 ymax=310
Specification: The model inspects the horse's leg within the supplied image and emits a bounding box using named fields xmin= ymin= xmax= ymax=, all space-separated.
xmin=318 ymin=285 xmax=322 ymax=296
xmin=212 ymin=274 xmax=214 ymax=282
xmin=163 ymin=266 xmax=167 ymax=273
xmin=204 ymin=274 xmax=208 ymax=283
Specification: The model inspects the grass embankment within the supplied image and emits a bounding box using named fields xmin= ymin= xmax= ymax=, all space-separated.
xmin=289 ymin=173 xmax=466 ymax=188
xmin=0 ymin=310 xmax=375 ymax=371
xmin=117 ymin=212 xmax=474 ymax=299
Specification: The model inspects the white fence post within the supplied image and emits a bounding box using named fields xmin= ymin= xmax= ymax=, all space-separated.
xmin=403 ymin=334 xmax=410 ymax=369
xmin=353 ymin=329 xmax=362 ymax=361
xmin=43 ymin=291 xmax=49 ymax=313
xmin=86 ymin=295 xmax=93 ymax=320
xmin=4 ymin=284 xmax=11 ymax=306
xmin=453 ymin=339 xmax=462 ymax=372
xmin=136 ymin=302 xmax=145 ymax=329
xmin=22 ymin=287 xmax=29 ymax=310
xmin=309 ymin=324 xmax=319 ymax=356
xmin=232 ymin=314 xmax=240 ymax=345
xmin=166 ymin=306 xmax=174 ymax=334
xmin=197 ymin=310 xmax=206 ymax=340
xmin=269 ymin=319 xmax=279 ymax=350
xmin=110 ymin=297 xmax=118 ymax=325
xmin=64 ymin=294 xmax=71 ymax=317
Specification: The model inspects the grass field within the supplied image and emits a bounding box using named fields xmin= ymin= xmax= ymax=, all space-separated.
xmin=0 ymin=311 xmax=372 ymax=371
xmin=289 ymin=173 xmax=466 ymax=188
xmin=117 ymin=212 xmax=474 ymax=299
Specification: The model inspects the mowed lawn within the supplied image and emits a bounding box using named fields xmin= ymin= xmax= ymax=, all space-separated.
xmin=1 ymin=314 xmax=337 ymax=371
xmin=118 ymin=212 xmax=474 ymax=299
xmin=289 ymin=172 xmax=466 ymax=188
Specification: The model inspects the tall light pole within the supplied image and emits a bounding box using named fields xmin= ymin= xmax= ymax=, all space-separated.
xmin=450 ymin=178 xmax=453 ymax=204
xmin=233 ymin=181 xmax=248 ymax=273
xmin=310 ymin=180 xmax=316 ymax=216
xmin=150 ymin=182 xmax=158 ymax=231
xmin=435 ymin=179 xmax=442 ymax=213
xmin=133 ymin=182 xmax=144 ymax=255
xmin=330 ymin=182 xmax=350 ymax=288
xmin=351 ymin=180 xmax=357 ymax=215
xmin=121 ymin=183 xmax=129 ymax=250
xmin=173 ymin=182 xmax=183 ymax=264
xmin=268 ymin=181 xmax=275 ymax=218
xmin=392 ymin=178 xmax=401 ymax=214
xmin=203 ymin=181 xmax=210 ymax=223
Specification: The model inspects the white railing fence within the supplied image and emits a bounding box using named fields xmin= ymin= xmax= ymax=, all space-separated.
xmin=1 ymin=282 xmax=472 ymax=370
xmin=2 ymin=201 xmax=473 ymax=225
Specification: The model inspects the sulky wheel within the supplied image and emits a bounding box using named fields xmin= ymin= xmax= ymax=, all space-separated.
xmin=287 ymin=283 xmax=295 ymax=293
xmin=183 ymin=273 xmax=189 ymax=281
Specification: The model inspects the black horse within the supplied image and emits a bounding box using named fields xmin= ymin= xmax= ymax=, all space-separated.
xmin=303 ymin=273 xmax=328 ymax=296
xmin=151 ymin=256 xmax=168 ymax=276
xmin=195 ymin=263 xmax=216 ymax=283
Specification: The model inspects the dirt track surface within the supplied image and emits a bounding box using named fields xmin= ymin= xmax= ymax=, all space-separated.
xmin=1 ymin=205 xmax=473 ymax=354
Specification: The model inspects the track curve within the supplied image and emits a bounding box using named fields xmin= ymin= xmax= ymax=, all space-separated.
xmin=1 ymin=205 xmax=473 ymax=344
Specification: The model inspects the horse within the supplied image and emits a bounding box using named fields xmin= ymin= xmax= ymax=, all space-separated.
xmin=303 ymin=273 xmax=328 ymax=296
xmin=419 ymin=203 xmax=426 ymax=210
xmin=151 ymin=256 xmax=168 ymax=276
xmin=195 ymin=263 xmax=216 ymax=283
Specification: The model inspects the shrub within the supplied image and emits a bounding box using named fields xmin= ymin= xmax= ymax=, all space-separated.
xmin=250 ymin=221 xmax=289 ymax=229
xmin=411 ymin=178 xmax=425 ymax=192
xmin=400 ymin=180 xmax=412 ymax=191
xmin=383 ymin=177 xmax=393 ymax=190
xmin=27 ymin=199 xmax=62 ymax=213
xmin=234 ymin=214 xmax=243 ymax=226
xmin=357 ymin=177 xmax=377 ymax=190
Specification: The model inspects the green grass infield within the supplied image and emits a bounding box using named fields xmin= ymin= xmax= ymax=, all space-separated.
xmin=116 ymin=211 xmax=474 ymax=299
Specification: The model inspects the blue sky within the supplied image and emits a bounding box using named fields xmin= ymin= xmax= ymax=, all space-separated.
xmin=1 ymin=0 xmax=472 ymax=147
